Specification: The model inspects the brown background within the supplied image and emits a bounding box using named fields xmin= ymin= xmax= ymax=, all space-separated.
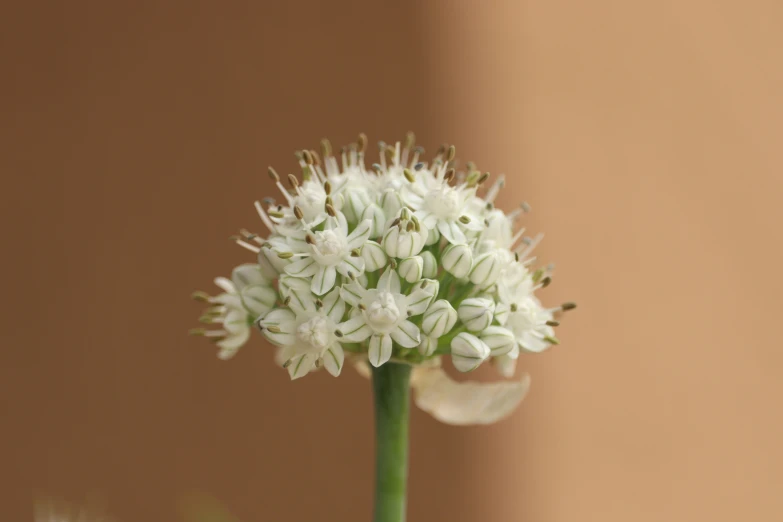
xmin=2 ymin=1 xmax=782 ymax=521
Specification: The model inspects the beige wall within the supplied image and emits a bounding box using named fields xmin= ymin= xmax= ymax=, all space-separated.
xmin=424 ymin=1 xmax=783 ymax=520
xmin=2 ymin=1 xmax=782 ymax=521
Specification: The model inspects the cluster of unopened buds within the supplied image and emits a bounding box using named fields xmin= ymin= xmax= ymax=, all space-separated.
xmin=191 ymin=133 xmax=575 ymax=424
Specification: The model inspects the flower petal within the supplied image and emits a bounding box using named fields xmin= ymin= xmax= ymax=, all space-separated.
xmin=284 ymin=257 xmax=319 ymax=277
xmin=480 ymin=326 xmax=516 ymax=356
xmin=331 ymin=210 xmax=349 ymax=236
xmin=231 ymin=264 xmax=267 ymax=290
xmin=240 ymin=285 xmax=277 ymax=318
xmin=377 ymin=267 xmax=401 ymax=294
xmin=258 ymin=308 xmax=296 ymax=345
xmin=259 ymin=308 xmax=295 ymax=324
xmin=223 ymin=309 xmax=249 ymax=334
xmin=321 ymin=287 xmax=346 ymax=323
xmin=520 ymin=333 xmax=551 ymax=353
xmin=368 ymin=334 xmax=393 ymax=367
xmin=278 ymin=275 xmax=316 ymax=314
xmin=411 ymin=367 xmax=531 ymax=425
xmin=437 ymin=220 xmax=466 ymax=244
xmin=338 ymin=256 xmax=365 ymax=278
xmin=274 ymin=345 xmax=296 ymax=367
xmin=323 ymin=344 xmax=345 ymax=377
xmin=339 ymin=281 xmax=365 ymax=307
xmin=390 ymin=320 xmax=420 ymax=348
xmin=214 ymin=277 xmax=235 ymax=293
xmin=337 ymin=316 xmax=372 ymax=343
xmin=417 ymin=336 xmax=437 ymax=356
xmin=494 ymin=303 xmax=510 ymax=326
xmin=421 ymin=300 xmax=458 ymax=337
xmin=362 ymin=204 xmax=386 ymax=239
xmin=398 ymin=256 xmax=423 ymax=283
xmin=362 ymin=241 xmax=388 ymax=272
xmin=450 ymin=332 xmax=491 ymax=372
xmin=347 ymin=219 xmax=373 ymax=250
xmin=287 ymin=353 xmax=318 ymax=380
xmin=216 ymin=328 xmax=250 ymax=360
xmin=405 ymin=288 xmax=434 ymax=316
xmin=311 ymin=265 xmax=337 ymax=296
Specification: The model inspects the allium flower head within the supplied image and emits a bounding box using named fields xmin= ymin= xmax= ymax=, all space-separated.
xmin=191 ymin=132 xmax=576 ymax=424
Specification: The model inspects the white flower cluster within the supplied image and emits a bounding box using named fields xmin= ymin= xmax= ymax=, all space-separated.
xmin=191 ymin=134 xmax=575 ymax=416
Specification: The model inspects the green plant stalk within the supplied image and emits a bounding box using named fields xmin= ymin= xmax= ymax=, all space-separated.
xmin=372 ymin=362 xmax=412 ymax=522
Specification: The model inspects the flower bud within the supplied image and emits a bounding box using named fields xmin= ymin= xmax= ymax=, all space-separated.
xmin=240 ymin=284 xmax=277 ymax=318
xmin=420 ymin=250 xmax=437 ymax=278
xmin=442 ymin=243 xmax=473 ymax=278
xmin=361 ymin=203 xmax=386 ymax=239
xmin=383 ymin=224 xmax=426 ymax=258
xmin=398 ymin=256 xmax=423 ymax=283
xmin=380 ymin=188 xmax=402 ymax=218
xmin=493 ymin=302 xmax=510 ymax=326
xmin=258 ymin=247 xmax=288 ymax=278
xmin=469 ymin=251 xmax=503 ymax=287
xmin=341 ymin=189 xmax=371 ymax=224
xmin=231 ymin=264 xmax=267 ymax=290
xmin=417 ymin=336 xmax=437 ymax=356
xmin=425 ymin=226 xmax=440 ymax=246
xmin=412 ymin=278 xmax=439 ymax=305
xmin=479 ymin=326 xmax=516 ymax=356
xmin=362 ymin=240 xmax=387 ymax=272
xmin=450 ymin=332 xmax=490 ymax=372
xmin=483 ymin=208 xmax=514 ymax=245
xmin=421 ymin=299 xmax=458 ymax=338
xmin=458 ymin=297 xmax=495 ymax=332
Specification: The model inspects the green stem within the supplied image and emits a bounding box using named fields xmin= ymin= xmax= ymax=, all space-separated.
xmin=437 ymin=273 xmax=454 ymax=299
xmin=372 ymin=362 xmax=411 ymax=522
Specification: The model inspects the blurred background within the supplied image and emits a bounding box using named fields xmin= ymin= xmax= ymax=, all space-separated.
xmin=2 ymin=1 xmax=782 ymax=521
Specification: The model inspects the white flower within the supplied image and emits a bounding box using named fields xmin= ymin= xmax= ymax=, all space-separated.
xmin=469 ymin=247 xmax=506 ymax=288
xmin=411 ymin=278 xmax=439 ymax=303
xmin=290 ymin=177 xmax=331 ymax=227
xmin=450 ymin=332 xmax=491 ymax=372
xmin=420 ymin=250 xmax=437 ymax=278
xmin=398 ymin=256 xmax=423 ymax=283
xmin=497 ymin=296 xmax=557 ymax=353
xmin=282 ymin=210 xmax=372 ymax=295
xmin=421 ymin=300 xmax=458 ymax=338
xmin=458 ymin=297 xmax=495 ymax=332
xmin=480 ymin=203 xmax=516 ymax=248
xmin=193 ymin=132 xmax=575 ymax=421
xmin=441 ymin=243 xmax=473 ymax=278
xmin=191 ymin=270 xmax=275 ymax=360
xmin=257 ymin=235 xmax=292 ymax=277
xmin=403 ymin=169 xmax=483 ymax=244
xmin=362 ymin=203 xmax=387 ymax=239
xmin=232 ymin=264 xmax=277 ymax=317
xmin=337 ymin=178 xmax=372 ymax=224
xmin=361 ymin=240 xmax=387 ymax=272
xmin=417 ymin=336 xmax=438 ymax=356
xmin=479 ymin=326 xmax=517 ymax=356
xmin=379 ymin=188 xmax=403 ymax=220
xmin=259 ymin=280 xmax=347 ymax=380
xmin=382 ymin=208 xmax=428 ymax=258
xmin=338 ymin=269 xmax=432 ymax=366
